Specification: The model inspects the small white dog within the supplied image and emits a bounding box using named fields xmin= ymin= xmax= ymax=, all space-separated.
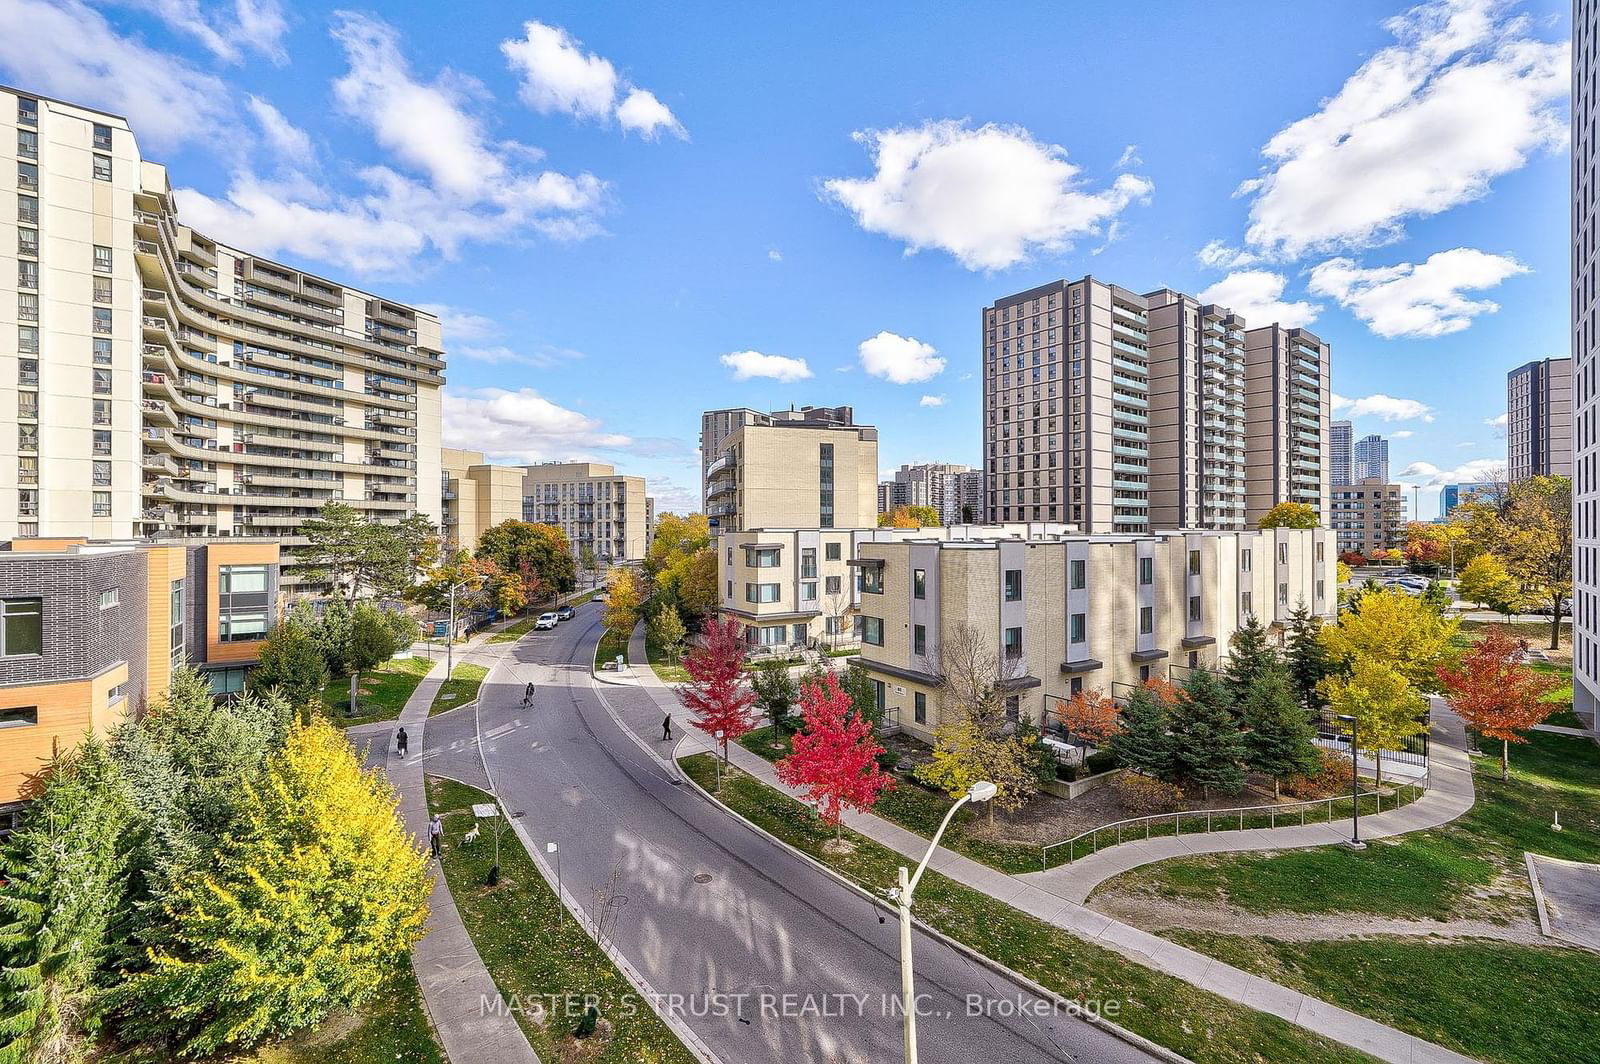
xmin=462 ymin=824 xmax=481 ymax=846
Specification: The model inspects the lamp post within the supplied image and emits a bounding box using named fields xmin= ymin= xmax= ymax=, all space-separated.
xmin=714 ymin=729 xmax=725 ymax=791
xmin=547 ymin=841 xmax=562 ymax=923
xmin=892 ymin=780 xmax=997 ymax=1064
xmin=1335 ymin=713 xmax=1366 ymax=849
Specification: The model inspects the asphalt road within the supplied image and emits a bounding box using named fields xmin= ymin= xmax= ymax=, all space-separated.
xmin=476 ymin=601 xmax=1158 ymax=1064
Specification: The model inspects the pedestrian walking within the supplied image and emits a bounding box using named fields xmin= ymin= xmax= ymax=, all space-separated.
xmin=524 ymin=681 xmax=534 ymax=706
xmin=429 ymin=813 xmax=442 ymax=858
xmin=397 ymin=727 xmax=408 ymax=758
xmin=662 ymin=713 xmax=673 ymax=742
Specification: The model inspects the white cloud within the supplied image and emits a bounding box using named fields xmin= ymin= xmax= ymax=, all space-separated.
xmin=767 ymin=249 xmax=783 ymax=262
xmin=858 ymin=331 xmax=946 ymax=384
xmin=1455 ymin=440 xmax=1476 ymax=447
xmin=110 ymin=0 xmax=290 ymax=65
xmin=179 ymin=13 xmax=606 ymax=275
xmin=1240 ymin=0 xmax=1568 ymax=258
xmin=444 ymin=387 xmax=634 ymax=464
xmin=1195 ymin=270 xmax=1320 ymax=327
xmin=500 ymin=21 xmax=685 ymax=139
xmin=1115 ymin=144 xmax=1142 ymax=168
xmin=720 ymin=350 xmax=813 ymax=382
xmin=1332 ymin=392 xmax=1436 ymax=422
xmin=0 ymin=0 xmax=230 ymax=151
xmin=1308 ymin=248 xmax=1527 ymax=338
xmin=415 ymin=304 xmax=499 ymax=344
xmin=822 ymin=119 xmax=1153 ymax=271
xmin=1484 ymin=412 xmax=1508 ymax=427
xmin=1391 ymin=430 xmax=1416 ymax=439
xmin=246 ymin=95 xmax=314 ymax=167
xmin=1196 ymin=239 xmax=1258 ymax=270
xmin=919 ymin=395 xmax=946 ymax=408
xmin=1400 ymin=457 xmax=1506 ymax=486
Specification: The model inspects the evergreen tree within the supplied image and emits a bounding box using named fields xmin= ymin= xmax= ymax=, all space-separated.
xmin=1170 ymin=667 xmax=1246 ymax=797
xmin=1285 ymin=603 xmax=1333 ymax=710
xmin=0 ymin=738 xmax=132 ymax=1064
xmin=348 ymin=602 xmax=398 ymax=700
xmin=311 ymin=597 xmax=352 ymax=675
xmin=1241 ymin=667 xmax=1322 ymax=796
xmin=1108 ymin=685 xmax=1174 ymax=781
xmin=839 ymin=661 xmax=883 ymax=728
xmin=751 ymin=658 xmax=799 ymax=734
xmin=248 ymin=620 xmax=330 ymax=709
xmin=1223 ymin=613 xmax=1279 ymax=708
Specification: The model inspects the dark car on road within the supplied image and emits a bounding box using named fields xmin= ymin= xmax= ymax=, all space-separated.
xmin=557 ymin=605 xmax=575 ymax=621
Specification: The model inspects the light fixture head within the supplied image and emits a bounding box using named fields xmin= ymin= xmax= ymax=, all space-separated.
xmin=968 ymin=781 xmax=998 ymax=803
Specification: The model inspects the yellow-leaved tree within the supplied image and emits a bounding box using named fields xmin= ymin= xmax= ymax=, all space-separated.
xmin=1321 ymin=587 xmax=1459 ymax=693
xmin=1320 ymin=658 xmax=1429 ymax=788
xmin=111 ymin=718 xmax=429 ymax=1057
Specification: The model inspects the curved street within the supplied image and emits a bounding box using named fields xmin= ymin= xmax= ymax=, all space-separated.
xmin=473 ymin=600 xmax=1157 ymax=1064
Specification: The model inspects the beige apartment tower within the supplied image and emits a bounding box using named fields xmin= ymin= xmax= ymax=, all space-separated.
xmin=1243 ymin=324 xmax=1332 ymax=523
xmin=2 ymin=86 xmax=444 ymax=560
xmin=1506 ymin=357 xmax=1573 ymax=481
xmin=982 ymin=277 xmax=1329 ymax=532
xmin=1329 ymin=478 xmax=1405 ymax=556
xmin=442 ymin=451 xmax=654 ymax=562
xmin=702 ymin=405 xmax=877 ymax=532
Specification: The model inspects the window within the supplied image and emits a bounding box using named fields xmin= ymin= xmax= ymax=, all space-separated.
xmin=745 ymin=582 xmax=780 ymax=604
xmin=93 ymin=154 xmax=112 ymax=181
xmin=913 ymin=624 xmax=926 ymax=655
xmin=857 ymin=565 xmax=883 ymax=594
xmin=17 ymin=128 xmax=36 ymax=159
xmin=1316 ymin=579 xmax=1326 ymax=601
xmin=207 ymin=668 xmax=248 ymax=696
xmin=94 ymin=276 xmax=112 ymax=303
xmin=1 ymin=599 xmax=43 ymax=657
xmin=19 ymin=425 xmax=37 ymax=452
xmin=1070 ymin=559 xmax=1086 ymax=589
xmin=825 ymin=542 xmax=842 ymax=561
xmin=913 ymin=568 xmax=926 ymax=599
xmin=19 ymin=260 xmax=37 ymax=289
xmin=1278 ymin=543 xmax=1289 ymax=564
xmin=1070 ymin=613 xmax=1086 ymax=644
xmin=107 ymin=682 xmax=127 ymax=705
xmin=748 ymin=547 xmax=780 ymax=568
xmin=219 ymin=612 xmax=269 ymax=642
xmin=17 ymin=97 xmax=37 ymax=125
xmin=18 ymin=457 xmax=37 ymax=485
xmin=18 ymin=293 xmax=38 ymax=322
xmin=17 ymin=489 xmax=36 ymax=516
xmin=98 ymin=588 xmax=120 ymax=610
xmin=1315 ymin=542 xmax=1325 ymax=561
xmin=1241 ymin=591 xmax=1253 ymax=617
xmin=93 ymin=123 xmax=113 ymax=150
xmin=914 ymin=692 xmax=926 ymax=724
xmin=171 ymin=580 xmax=185 ymax=666
xmin=92 ymin=491 xmax=111 ymax=517
xmin=93 ymin=339 xmax=112 ymax=365
xmin=1138 ymin=557 xmax=1154 ymax=585
xmin=1189 ymin=595 xmax=1201 ymax=622
xmin=93 ymin=399 xmax=111 ymax=425
xmin=1139 ymin=606 xmax=1154 ymax=634
xmin=1003 ymin=626 xmax=1023 ymax=659
xmin=93 ymin=460 xmax=111 ymax=486
xmin=17 ymin=194 xmax=37 ymax=224
xmin=861 ymin=616 xmax=884 ymax=646
xmin=17 ymin=391 xmax=36 ymax=420
xmin=1004 ymin=569 xmax=1023 ymax=601
xmin=17 ymin=227 xmax=37 ymax=256
xmin=0 ymin=707 xmax=38 ymax=729
xmin=93 ymin=367 xmax=111 ymax=394
xmin=800 ymin=548 xmax=817 ymax=579
xmin=93 ymin=430 xmax=111 ymax=456
xmin=1240 ymin=548 xmax=1252 ymax=572
xmin=1278 ymin=581 xmax=1289 ymax=605
xmin=18 ymin=326 xmax=38 ymax=354
xmin=94 ymin=245 xmax=112 ymax=273
xmin=1189 ymin=549 xmax=1201 ymax=575
xmin=18 ymin=162 xmax=37 ymax=190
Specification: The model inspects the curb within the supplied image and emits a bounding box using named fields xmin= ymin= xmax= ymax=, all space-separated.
xmin=672 ymin=753 xmax=1194 ymax=1064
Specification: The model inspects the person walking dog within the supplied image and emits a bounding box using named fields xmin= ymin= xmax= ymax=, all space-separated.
xmin=429 ymin=813 xmax=443 ymax=858
xmin=396 ymin=727 xmax=408 ymax=758
xmin=662 ymin=713 xmax=673 ymax=742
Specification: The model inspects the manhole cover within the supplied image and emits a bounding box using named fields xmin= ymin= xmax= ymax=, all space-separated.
xmin=511 ymin=811 xmax=526 ymax=819
xmin=693 ymin=873 xmax=713 ymax=884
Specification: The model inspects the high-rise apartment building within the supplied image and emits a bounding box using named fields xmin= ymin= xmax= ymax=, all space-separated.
xmin=441 ymin=450 xmax=654 ymax=562
xmin=1329 ymin=478 xmax=1405 ymax=556
xmin=877 ymin=462 xmax=976 ymax=525
xmin=701 ymin=406 xmax=877 ymax=532
xmin=1507 ymin=357 xmax=1573 ymax=481
xmin=1354 ymin=433 xmax=1390 ymax=483
xmin=1330 ymin=420 xmax=1353 ymax=486
xmin=1573 ymin=0 xmax=1598 ymax=726
xmin=1 ymin=87 xmax=444 ymax=561
xmin=982 ymin=278 xmax=1328 ymax=532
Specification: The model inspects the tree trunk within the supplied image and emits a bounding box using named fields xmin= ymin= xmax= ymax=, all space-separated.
xmin=1502 ymin=738 xmax=1510 ymax=782
xmin=1374 ymin=748 xmax=1383 ymax=791
xmin=1550 ymin=600 xmax=1561 ymax=652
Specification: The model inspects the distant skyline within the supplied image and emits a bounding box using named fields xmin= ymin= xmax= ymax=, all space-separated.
xmin=0 ymin=0 xmax=1568 ymax=518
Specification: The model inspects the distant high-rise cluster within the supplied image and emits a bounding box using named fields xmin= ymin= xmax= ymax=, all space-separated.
xmin=1329 ymin=420 xmax=1353 ymax=486
xmin=877 ymin=463 xmax=982 ymax=524
xmin=1354 ymin=434 xmax=1390 ymax=483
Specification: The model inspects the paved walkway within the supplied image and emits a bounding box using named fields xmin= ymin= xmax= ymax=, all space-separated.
xmin=609 ymin=624 xmax=1479 ymax=1064
xmin=1534 ymin=722 xmax=1599 ymax=739
xmin=384 ymin=630 xmax=541 ymax=1064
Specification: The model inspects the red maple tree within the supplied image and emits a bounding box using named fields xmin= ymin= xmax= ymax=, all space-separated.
xmin=1436 ymin=626 xmax=1561 ymax=781
xmin=680 ymin=616 xmax=759 ymax=761
xmin=1053 ymin=689 xmax=1123 ymax=746
xmin=776 ymin=671 xmax=893 ymax=839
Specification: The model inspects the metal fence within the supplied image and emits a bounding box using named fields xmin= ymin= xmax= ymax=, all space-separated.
xmin=1037 ymin=771 xmax=1429 ymax=871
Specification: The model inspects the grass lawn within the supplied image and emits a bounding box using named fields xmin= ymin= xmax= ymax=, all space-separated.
xmin=426 ymin=777 xmax=694 ymax=1064
xmin=1093 ymin=730 xmax=1600 ymax=921
xmin=321 ymin=656 xmax=434 ymax=728
xmin=595 ymin=627 xmax=629 ymax=669
xmin=490 ymin=614 xmax=543 ymax=644
xmin=679 ymin=753 xmax=1376 ymax=1064
xmin=253 ymin=961 xmax=443 ymax=1064
xmin=643 ymin=627 xmax=690 ymax=685
xmin=1163 ymin=932 xmax=1596 ymax=1064
xmin=430 ymin=662 xmax=488 ymax=715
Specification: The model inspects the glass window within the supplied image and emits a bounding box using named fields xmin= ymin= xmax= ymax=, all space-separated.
xmin=913 ymin=568 xmax=926 ymax=599
xmin=1003 ymin=626 xmax=1023 ymax=658
xmin=219 ymin=612 xmax=268 ymax=642
xmin=17 ymin=129 xmax=37 ymax=159
xmin=1241 ymin=591 xmax=1253 ymax=617
xmin=861 ymin=616 xmax=884 ymax=646
xmin=93 ymin=154 xmax=112 ymax=181
xmin=93 ymin=339 xmax=112 ymax=364
xmin=93 ymin=367 xmax=111 ymax=394
xmin=0 ymin=707 xmax=38 ymax=729
xmin=94 ymin=276 xmax=112 ymax=303
xmin=1278 ymin=543 xmax=1289 ymax=564
xmin=94 ymin=245 xmax=112 ymax=272
xmin=92 ymin=399 xmax=111 ymax=425
xmin=1278 ymin=582 xmax=1289 ymax=605
xmin=744 ymin=583 xmax=780 ymax=604
xmin=18 ymin=260 xmax=38 ymax=289
xmin=1139 ymin=606 xmax=1154 ymax=634
xmin=857 ymin=565 xmax=883 ymax=594
xmin=19 ymin=425 xmax=37 ymax=452
xmin=207 ymin=668 xmax=247 ymax=695
xmin=1070 ymin=613 xmax=1086 ymax=644
xmin=1240 ymin=549 xmax=1252 ymax=572
xmin=18 ymin=326 xmax=38 ymax=353
xmin=93 ymin=123 xmax=112 ymax=150
xmin=748 ymin=547 xmax=780 ymax=568
xmin=1070 ymin=559 xmax=1086 ymax=589
xmin=92 ymin=491 xmax=111 ymax=517
xmin=1189 ymin=549 xmax=1201 ymax=575
xmin=17 ymin=97 xmax=37 ymax=125
xmin=17 ymin=194 xmax=37 ymax=224
xmin=1138 ymin=557 xmax=1153 ymax=585
xmin=219 ymin=564 xmax=269 ymax=594
xmin=801 ymin=581 xmax=817 ymax=602
xmin=93 ymin=460 xmax=111 ymax=485
xmin=1004 ymin=569 xmax=1023 ymax=601
xmin=18 ymin=456 xmax=37 ymax=485
xmin=18 ymin=293 xmax=38 ymax=321
xmin=1189 ymin=595 xmax=1201 ymax=622
xmin=913 ymin=624 xmax=926 ymax=655
xmin=825 ymin=542 xmax=842 ymax=561
xmin=1 ymin=599 xmax=43 ymax=657
xmin=914 ymin=691 xmax=926 ymax=724
xmin=170 ymin=580 xmax=185 ymax=666
xmin=800 ymin=548 xmax=817 ymax=579
xmin=17 ymin=162 xmax=37 ymax=190
xmin=17 ymin=227 xmax=37 ymax=256
xmin=18 ymin=390 xmax=38 ymax=419
xmin=93 ymin=430 xmax=111 ymax=455
xmin=824 ymin=575 xmax=841 ymax=595
xmin=98 ymin=588 xmax=120 ymax=610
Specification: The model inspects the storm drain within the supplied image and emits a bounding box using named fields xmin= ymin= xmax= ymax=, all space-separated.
xmin=692 ymin=873 xmax=714 ymax=884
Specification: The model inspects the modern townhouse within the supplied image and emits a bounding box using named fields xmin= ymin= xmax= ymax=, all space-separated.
xmin=2 ymin=87 xmax=444 ymax=583
xmin=846 ymin=526 xmax=1333 ymax=743
xmin=0 ymin=537 xmax=281 ymax=820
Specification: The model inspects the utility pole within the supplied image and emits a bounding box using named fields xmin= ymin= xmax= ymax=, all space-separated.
xmin=447 ymin=579 xmax=457 ymax=679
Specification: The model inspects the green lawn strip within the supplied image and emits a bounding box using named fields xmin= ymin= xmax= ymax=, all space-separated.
xmin=253 ymin=961 xmax=444 ymax=1064
xmin=680 ymin=753 xmax=1376 ymax=1064
xmin=490 ymin=615 xmax=542 ymax=644
xmin=643 ymin=628 xmax=690 ymax=685
xmin=322 ymin=656 xmax=435 ymax=728
xmin=1161 ymin=931 xmax=1596 ymax=1064
xmin=430 ymin=662 xmax=488 ymax=716
xmin=426 ymin=777 xmax=695 ymax=1064
xmin=1092 ymin=731 xmax=1600 ymax=920
xmin=595 ymin=628 xmax=629 ymax=669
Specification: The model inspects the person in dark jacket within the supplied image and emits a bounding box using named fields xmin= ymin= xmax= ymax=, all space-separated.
xmin=662 ymin=714 xmax=673 ymax=741
xmin=397 ymin=727 xmax=409 ymax=758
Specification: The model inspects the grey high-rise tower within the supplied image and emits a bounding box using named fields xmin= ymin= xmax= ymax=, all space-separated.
xmin=1574 ymin=0 xmax=1599 ymax=727
xmin=1330 ymin=420 xmax=1353 ymax=486
xmin=1506 ymin=357 xmax=1573 ymax=481
xmin=1354 ymin=434 xmax=1389 ymax=483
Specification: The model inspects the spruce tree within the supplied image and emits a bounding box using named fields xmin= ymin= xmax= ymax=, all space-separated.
xmin=1170 ymin=667 xmax=1246 ymax=797
xmin=1241 ymin=666 xmax=1322 ymax=796
xmin=1108 ymin=685 xmax=1173 ymax=781
xmin=1285 ymin=603 xmax=1333 ymax=710
xmin=1224 ymin=613 xmax=1279 ymax=708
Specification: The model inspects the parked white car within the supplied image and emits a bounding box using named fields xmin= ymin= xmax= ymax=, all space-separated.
xmin=535 ymin=612 xmax=559 ymax=630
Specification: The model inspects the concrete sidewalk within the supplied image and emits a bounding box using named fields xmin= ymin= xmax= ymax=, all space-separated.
xmin=386 ymin=631 xmax=541 ymax=1064
xmin=612 ymin=624 xmax=1478 ymax=1064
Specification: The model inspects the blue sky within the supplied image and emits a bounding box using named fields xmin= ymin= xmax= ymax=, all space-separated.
xmin=1 ymin=0 xmax=1571 ymax=517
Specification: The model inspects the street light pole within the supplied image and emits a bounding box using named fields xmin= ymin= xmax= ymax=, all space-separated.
xmin=1336 ymin=713 xmax=1366 ymax=849
xmin=894 ymin=780 xmax=997 ymax=1064
xmin=547 ymin=842 xmax=562 ymax=923
xmin=447 ymin=579 xmax=457 ymax=679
